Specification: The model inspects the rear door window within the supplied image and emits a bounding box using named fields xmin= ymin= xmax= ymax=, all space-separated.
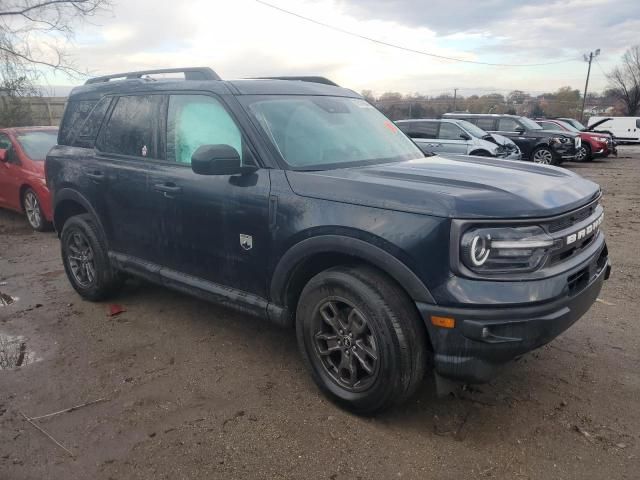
xmin=406 ymin=122 xmax=437 ymax=139
xmin=475 ymin=117 xmax=496 ymax=130
xmin=97 ymin=95 xmax=163 ymax=159
xmin=166 ymin=94 xmax=244 ymax=164
xmin=636 ymin=119 xmax=640 ymax=129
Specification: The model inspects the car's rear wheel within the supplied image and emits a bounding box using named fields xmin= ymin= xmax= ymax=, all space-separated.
xmin=576 ymin=144 xmax=592 ymax=162
xmin=61 ymin=214 xmax=123 ymax=301
xmin=531 ymin=147 xmax=557 ymax=165
xmin=23 ymin=188 xmax=51 ymax=232
xmin=296 ymin=265 xmax=427 ymax=415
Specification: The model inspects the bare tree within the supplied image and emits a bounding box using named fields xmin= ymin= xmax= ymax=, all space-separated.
xmin=607 ymin=45 xmax=640 ymax=116
xmin=0 ymin=0 xmax=109 ymax=87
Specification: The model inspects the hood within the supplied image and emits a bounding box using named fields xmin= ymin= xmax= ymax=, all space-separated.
xmin=286 ymin=155 xmax=600 ymax=219
xmin=534 ymin=129 xmax=578 ymax=138
xmin=586 ymin=118 xmax=612 ymax=131
xmin=489 ymin=133 xmax=516 ymax=147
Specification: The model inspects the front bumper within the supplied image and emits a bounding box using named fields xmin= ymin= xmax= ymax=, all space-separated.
xmin=551 ymin=140 xmax=578 ymax=160
xmin=416 ymin=243 xmax=610 ymax=384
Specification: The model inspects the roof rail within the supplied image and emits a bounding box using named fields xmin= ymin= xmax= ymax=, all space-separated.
xmin=253 ymin=76 xmax=339 ymax=87
xmin=85 ymin=67 xmax=220 ymax=85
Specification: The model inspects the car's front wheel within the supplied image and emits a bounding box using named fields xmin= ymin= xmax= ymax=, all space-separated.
xmin=61 ymin=214 xmax=123 ymax=301
xmin=296 ymin=265 xmax=428 ymax=415
xmin=23 ymin=188 xmax=51 ymax=232
xmin=576 ymin=144 xmax=592 ymax=162
xmin=531 ymin=146 xmax=558 ymax=165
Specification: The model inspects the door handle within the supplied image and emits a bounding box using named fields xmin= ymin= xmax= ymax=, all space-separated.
xmin=154 ymin=183 xmax=182 ymax=197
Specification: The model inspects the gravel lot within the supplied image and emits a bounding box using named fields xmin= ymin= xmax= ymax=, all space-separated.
xmin=1 ymin=147 xmax=639 ymax=479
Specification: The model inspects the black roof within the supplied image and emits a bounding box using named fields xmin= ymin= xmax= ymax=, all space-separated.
xmin=69 ymin=67 xmax=359 ymax=101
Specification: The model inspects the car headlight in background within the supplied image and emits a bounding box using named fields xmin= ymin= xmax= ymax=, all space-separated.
xmin=550 ymin=136 xmax=570 ymax=144
xmin=460 ymin=226 xmax=556 ymax=273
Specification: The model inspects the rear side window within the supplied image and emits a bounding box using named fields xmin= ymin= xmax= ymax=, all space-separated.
xmin=167 ymin=94 xmax=243 ymax=164
xmin=97 ymin=95 xmax=163 ymax=159
xmin=438 ymin=122 xmax=464 ymax=140
xmin=72 ymin=97 xmax=112 ymax=148
xmin=636 ymin=119 xmax=640 ymax=128
xmin=497 ymin=118 xmax=521 ymax=131
xmin=405 ymin=121 xmax=437 ymax=139
xmin=58 ymin=100 xmax=97 ymax=145
xmin=475 ymin=118 xmax=496 ymax=130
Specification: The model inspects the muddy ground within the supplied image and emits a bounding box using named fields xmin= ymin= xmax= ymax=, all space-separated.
xmin=1 ymin=147 xmax=639 ymax=480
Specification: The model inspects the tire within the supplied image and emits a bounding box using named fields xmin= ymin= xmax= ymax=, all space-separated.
xmin=576 ymin=144 xmax=592 ymax=162
xmin=531 ymin=146 xmax=558 ymax=165
xmin=23 ymin=188 xmax=51 ymax=232
xmin=60 ymin=214 xmax=123 ymax=301
xmin=469 ymin=150 xmax=492 ymax=157
xmin=296 ymin=265 xmax=428 ymax=415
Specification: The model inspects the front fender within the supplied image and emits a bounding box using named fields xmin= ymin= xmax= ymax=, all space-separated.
xmin=270 ymin=234 xmax=436 ymax=305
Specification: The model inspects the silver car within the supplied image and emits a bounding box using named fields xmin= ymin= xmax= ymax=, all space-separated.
xmin=396 ymin=119 xmax=521 ymax=160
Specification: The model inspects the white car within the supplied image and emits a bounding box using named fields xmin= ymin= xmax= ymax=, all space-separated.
xmin=587 ymin=116 xmax=640 ymax=143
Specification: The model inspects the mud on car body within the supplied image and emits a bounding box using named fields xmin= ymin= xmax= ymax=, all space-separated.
xmin=46 ymin=68 xmax=611 ymax=414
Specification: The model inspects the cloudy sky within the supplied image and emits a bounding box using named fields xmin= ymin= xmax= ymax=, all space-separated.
xmin=44 ymin=0 xmax=640 ymax=96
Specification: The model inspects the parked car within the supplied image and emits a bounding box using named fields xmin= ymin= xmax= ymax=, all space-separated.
xmin=536 ymin=119 xmax=616 ymax=161
xmin=586 ymin=116 xmax=640 ymax=144
xmin=395 ymin=118 xmax=521 ymax=159
xmin=0 ymin=127 xmax=57 ymax=231
xmin=46 ymin=67 xmax=610 ymax=414
xmin=557 ymin=117 xmax=617 ymax=139
xmin=443 ymin=113 xmax=579 ymax=165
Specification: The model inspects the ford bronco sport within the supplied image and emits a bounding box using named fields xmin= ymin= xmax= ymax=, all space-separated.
xmin=46 ymin=68 xmax=611 ymax=414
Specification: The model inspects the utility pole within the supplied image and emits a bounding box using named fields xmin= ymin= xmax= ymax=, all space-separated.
xmin=453 ymin=88 xmax=458 ymax=111
xmin=581 ymin=49 xmax=600 ymax=122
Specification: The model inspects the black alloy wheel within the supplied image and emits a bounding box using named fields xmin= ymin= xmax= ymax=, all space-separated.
xmin=297 ymin=265 xmax=428 ymax=414
xmin=312 ymin=298 xmax=379 ymax=392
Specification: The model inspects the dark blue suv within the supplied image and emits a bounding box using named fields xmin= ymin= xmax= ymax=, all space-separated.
xmin=46 ymin=68 xmax=611 ymax=414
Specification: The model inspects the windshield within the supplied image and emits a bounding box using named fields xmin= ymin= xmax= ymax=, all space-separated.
xmin=455 ymin=120 xmax=489 ymax=138
xmin=519 ymin=117 xmax=543 ymax=130
xmin=242 ymin=96 xmax=423 ymax=169
xmin=15 ymin=131 xmax=58 ymax=161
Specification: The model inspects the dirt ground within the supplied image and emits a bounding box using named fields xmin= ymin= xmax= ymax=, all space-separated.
xmin=1 ymin=147 xmax=639 ymax=480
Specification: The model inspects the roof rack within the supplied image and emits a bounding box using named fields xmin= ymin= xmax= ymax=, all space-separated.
xmin=85 ymin=67 xmax=220 ymax=85
xmin=253 ymin=76 xmax=339 ymax=87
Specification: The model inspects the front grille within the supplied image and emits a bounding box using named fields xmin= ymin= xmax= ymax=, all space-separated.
xmin=547 ymin=202 xmax=597 ymax=233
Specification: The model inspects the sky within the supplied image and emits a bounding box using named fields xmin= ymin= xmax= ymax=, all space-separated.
xmin=41 ymin=0 xmax=640 ymax=97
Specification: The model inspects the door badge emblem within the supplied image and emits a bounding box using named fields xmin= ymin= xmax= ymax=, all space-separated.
xmin=240 ymin=234 xmax=253 ymax=251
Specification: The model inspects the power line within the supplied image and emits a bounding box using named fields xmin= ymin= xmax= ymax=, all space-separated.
xmin=255 ymin=0 xmax=581 ymax=67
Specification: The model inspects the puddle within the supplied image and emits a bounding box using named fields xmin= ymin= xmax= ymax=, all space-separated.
xmin=0 ymin=334 xmax=37 ymax=370
xmin=0 ymin=291 xmax=17 ymax=307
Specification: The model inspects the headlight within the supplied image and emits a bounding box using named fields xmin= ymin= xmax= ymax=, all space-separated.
xmin=550 ymin=136 xmax=569 ymax=144
xmin=460 ymin=226 xmax=556 ymax=273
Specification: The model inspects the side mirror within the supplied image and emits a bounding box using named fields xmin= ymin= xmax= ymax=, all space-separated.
xmin=459 ymin=133 xmax=471 ymax=141
xmin=515 ymin=127 xmax=526 ymax=134
xmin=191 ymin=144 xmax=256 ymax=176
xmin=0 ymin=149 xmax=7 ymax=162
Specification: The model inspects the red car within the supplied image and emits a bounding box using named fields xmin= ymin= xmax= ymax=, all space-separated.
xmin=536 ymin=119 xmax=616 ymax=162
xmin=0 ymin=127 xmax=58 ymax=231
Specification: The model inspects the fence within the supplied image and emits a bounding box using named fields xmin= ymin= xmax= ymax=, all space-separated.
xmin=0 ymin=96 xmax=67 ymax=127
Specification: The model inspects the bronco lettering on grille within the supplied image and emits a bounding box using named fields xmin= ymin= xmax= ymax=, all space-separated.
xmin=566 ymin=214 xmax=603 ymax=245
